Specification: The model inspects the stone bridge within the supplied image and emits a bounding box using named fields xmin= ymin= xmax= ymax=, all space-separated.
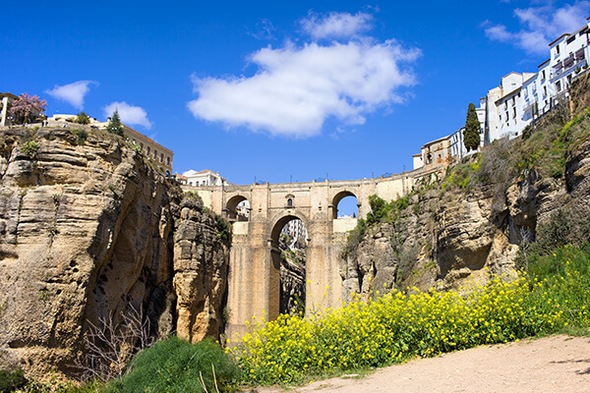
xmin=188 ymin=171 xmax=428 ymax=338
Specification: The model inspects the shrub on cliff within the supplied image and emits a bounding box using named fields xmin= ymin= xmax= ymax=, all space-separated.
xmin=0 ymin=368 xmax=26 ymax=392
xmin=74 ymin=112 xmax=91 ymax=125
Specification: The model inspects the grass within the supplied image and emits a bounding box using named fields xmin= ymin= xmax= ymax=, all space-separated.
xmin=105 ymin=337 xmax=239 ymax=393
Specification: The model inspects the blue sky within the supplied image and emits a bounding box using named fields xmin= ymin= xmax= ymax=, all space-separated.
xmin=3 ymin=1 xmax=590 ymax=185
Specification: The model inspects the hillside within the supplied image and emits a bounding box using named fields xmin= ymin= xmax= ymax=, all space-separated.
xmin=341 ymin=72 xmax=590 ymax=299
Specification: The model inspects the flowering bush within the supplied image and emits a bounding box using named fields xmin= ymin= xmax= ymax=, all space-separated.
xmin=230 ymin=253 xmax=586 ymax=386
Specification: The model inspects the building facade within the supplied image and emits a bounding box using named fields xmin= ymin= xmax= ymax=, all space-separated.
xmin=0 ymin=93 xmax=17 ymax=127
xmin=413 ymin=135 xmax=452 ymax=170
xmin=182 ymin=169 xmax=229 ymax=187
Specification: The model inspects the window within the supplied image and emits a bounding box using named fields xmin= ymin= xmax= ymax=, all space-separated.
xmin=556 ymin=45 xmax=561 ymax=55
xmin=287 ymin=198 xmax=293 ymax=207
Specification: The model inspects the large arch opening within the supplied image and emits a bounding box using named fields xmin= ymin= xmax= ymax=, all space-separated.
xmin=333 ymin=191 xmax=359 ymax=219
xmin=225 ymin=195 xmax=250 ymax=222
xmin=270 ymin=215 xmax=308 ymax=316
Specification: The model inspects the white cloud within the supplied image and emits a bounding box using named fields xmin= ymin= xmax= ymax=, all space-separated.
xmin=103 ymin=101 xmax=152 ymax=129
xmin=45 ymin=80 xmax=98 ymax=110
xmin=484 ymin=1 xmax=590 ymax=54
xmin=300 ymin=11 xmax=373 ymax=40
xmin=188 ymin=12 xmax=420 ymax=138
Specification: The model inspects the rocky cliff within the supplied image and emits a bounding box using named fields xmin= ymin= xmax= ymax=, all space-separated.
xmin=0 ymin=127 xmax=229 ymax=379
xmin=342 ymin=75 xmax=590 ymax=299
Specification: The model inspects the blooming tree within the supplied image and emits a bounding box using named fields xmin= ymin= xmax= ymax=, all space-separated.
xmin=8 ymin=93 xmax=47 ymax=124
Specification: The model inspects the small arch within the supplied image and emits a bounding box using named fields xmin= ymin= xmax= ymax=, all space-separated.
xmin=332 ymin=191 xmax=359 ymax=219
xmin=226 ymin=195 xmax=250 ymax=222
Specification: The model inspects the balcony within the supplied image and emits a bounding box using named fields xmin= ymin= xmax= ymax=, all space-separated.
xmin=550 ymin=58 xmax=588 ymax=82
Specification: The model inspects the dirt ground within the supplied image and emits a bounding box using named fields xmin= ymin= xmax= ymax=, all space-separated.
xmin=252 ymin=335 xmax=590 ymax=393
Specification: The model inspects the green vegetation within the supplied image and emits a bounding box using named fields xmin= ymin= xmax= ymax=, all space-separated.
xmin=441 ymin=157 xmax=481 ymax=190
xmin=216 ymin=215 xmax=231 ymax=244
xmin=21 ymin=140 xmax=40 ymax=159
xmin=463 ymin=102 xmax=481 ymax=151
xmin=106 ymin=110 xmax=124 ymax=136
xmin=341 ymin=195 xmax=411 ymax=259
xmin=0 ymin=368 xmax=26 ymax=392
xmin=74 ymin=112 xmax=91 ymax=125
xmin=230 ymin=243 xmax=590 ymax=386
xmin=105 ymin=337 xmax=239 ymax=393
xmin=70 ymin=129 xmax=88 ymax=145
xmin=447 ymin=104 xmax=590 ymax=192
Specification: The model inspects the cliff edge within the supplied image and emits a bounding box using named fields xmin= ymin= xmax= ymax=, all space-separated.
xmin=0 ymin=127 xmax=229 ymax=379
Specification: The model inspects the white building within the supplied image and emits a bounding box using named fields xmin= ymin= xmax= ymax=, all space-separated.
xmin=0 ymin=93 xmax=17 ymax=127
xmin=412 ymin=19 xmax=590 ymax=168
xmin=282 ymin=219 xmax=308 ymax=249
xmin=182 ymin=169 xmax=229 ymax=187
xmin=486 ymin=19 xmax=590 ymax=143
xmin=412 ymin=153 xmax=423 ymax=170
xmin=483 ymin=72 xmax=537 ymax=143
xmin=449 ymin=128 xmax=465 ymax=161
xmin=547 ymin=22 xmax=590 ymax=100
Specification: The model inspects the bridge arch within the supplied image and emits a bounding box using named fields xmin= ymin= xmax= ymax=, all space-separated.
xmin=225 ymin=194 xmax=250 ymax=221
xmin=265 ymin=212 xmax=310 ymax=320
xmin=269 ymin=211 xmax=310 ymax=247
xmin=331 ymin=190 xmax=359 ymax=219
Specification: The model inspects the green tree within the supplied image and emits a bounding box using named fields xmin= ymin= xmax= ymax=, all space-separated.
xmin=463 ymin=102 xmax=481 ymax=152
xmin=106 ymin=109 xmax=124 ymax=136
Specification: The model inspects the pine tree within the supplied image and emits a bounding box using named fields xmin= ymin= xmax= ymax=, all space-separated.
xmin=106 ymin=109 xmax=124 ymax=136
xmin=463 ymin=102 xmax=481 ymax=152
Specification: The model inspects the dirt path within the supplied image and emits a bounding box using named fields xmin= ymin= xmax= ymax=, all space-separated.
xmin=253 ymin=335 xmax=590 ymax=393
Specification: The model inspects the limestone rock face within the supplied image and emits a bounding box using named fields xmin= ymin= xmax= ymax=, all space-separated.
xmin=343 ymin=138 xmax=590 ymax=297
xmin=0 ymin=128 xmax=229 ymax=378
xmin=173 ymin=196 xmax=230 ymax=343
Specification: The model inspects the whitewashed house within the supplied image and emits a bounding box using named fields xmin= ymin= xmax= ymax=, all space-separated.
xmin=182 ymin=169 xmax=230 ymax=187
